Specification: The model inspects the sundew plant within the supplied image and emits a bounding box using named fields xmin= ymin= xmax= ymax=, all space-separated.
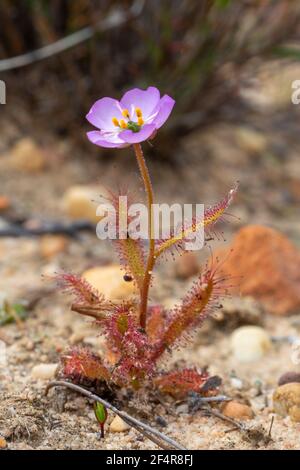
xmin=56 ymin=86 xmax=237 ymax=399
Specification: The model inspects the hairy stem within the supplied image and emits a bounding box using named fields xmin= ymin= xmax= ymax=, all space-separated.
xmin=133 ymin=143 xmax=155 ymax=330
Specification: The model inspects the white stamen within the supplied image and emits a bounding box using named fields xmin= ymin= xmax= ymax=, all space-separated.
xmin=130 ymin=104 xmax=135 ymax=119
xmin=145 ymin=109 xmax=159 ymax=123
xmin=116 ymin=101 xmax=124 ymax=115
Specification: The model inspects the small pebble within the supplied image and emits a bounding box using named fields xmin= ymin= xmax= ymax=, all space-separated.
xmin=273 ymin=383 xmax=300 ymax=422
xmin=230 ymin=376 xmax=243 ymax=390
xmin=0 ymin=196 xmax=10 ymax=211
xmin=62 ymin=185 xmax=107 ymax=223
xmin=40 ymin=235 xmax=68 ymax=259
xmin=222 ymin=401 xmax=254 ymax=420
xmin=31 ymin=363 xmax=58 ymax=380
xmin=0 ymin=436 xmax=7 ymax=449
xmin=235 ymin=127 xmax=268 ymax=154
xmin=231 ymin=326 xmax=271 ymax=362
xmin=278 ymin=371 xmax=300 ymax=386
xmin=176 ymin=404 xmax=189 ymax=414
xmin=83 ymin=265 xmax=137 ymax=301
xmin=9 ymin=137 xmax=46 ymax=172
xmin=109 ymin=416 xmax=130 ymax=432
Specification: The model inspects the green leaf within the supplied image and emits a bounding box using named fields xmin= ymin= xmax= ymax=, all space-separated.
xmin=94 ymin=402 xmax=107 ymax=425
xmin=117 ymin=237 xmax=145 ymax=291
xmin=214 ymin=0 xmax=231 ymax=8
xmin=0 ymin=300 xmax=27 ymax=326
xmin=273 ymin=46 xmax=300 ymax=61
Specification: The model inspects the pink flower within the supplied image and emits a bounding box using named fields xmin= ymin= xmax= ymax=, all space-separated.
xmin=86 ymin=86 xmax=175 ymax=148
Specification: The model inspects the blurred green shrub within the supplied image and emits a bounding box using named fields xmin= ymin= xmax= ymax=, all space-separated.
xmin=1 ymin=0 xmax=300 ymax=146
xmin=0 ymin=298 xmax=27 ymax=325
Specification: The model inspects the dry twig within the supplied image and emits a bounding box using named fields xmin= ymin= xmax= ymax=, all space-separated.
xmin=45 ymin=380 xmax=186 ymax=451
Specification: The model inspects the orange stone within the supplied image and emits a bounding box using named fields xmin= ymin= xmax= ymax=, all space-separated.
xmin=0 ymin=196 xmax=10 ymax=211
xmin=0 ymin=436 xmax=7 ymax=449
xmin=217 ymin=225 xmax=300 ymax=316
xmin=222 ymin=401 xmax=254 ymax=420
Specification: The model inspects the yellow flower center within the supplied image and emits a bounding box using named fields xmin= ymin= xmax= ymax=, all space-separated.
xmin=112 ymin=107 xmax=144 ymax=131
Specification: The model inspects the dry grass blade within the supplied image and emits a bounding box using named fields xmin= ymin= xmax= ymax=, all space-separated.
xmin=0 ymin=0 xmax=145 ymax=72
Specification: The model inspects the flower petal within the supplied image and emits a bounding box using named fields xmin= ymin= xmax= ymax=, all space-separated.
xmin=119 ymin=124 xmax=156 ymax=144
xmin=87 ymin=131 xmax=128 ymax=148
xmin=152 ymin=95 xmax=175 ymax=129
xmin=120 ymin=87 xmax=160 ymax=120
xmin=86 ymin=98 xmax=123 ymax=131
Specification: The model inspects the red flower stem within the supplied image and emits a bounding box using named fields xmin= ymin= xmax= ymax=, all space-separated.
xmin=133 ymin=143 xmax=155 ymax=330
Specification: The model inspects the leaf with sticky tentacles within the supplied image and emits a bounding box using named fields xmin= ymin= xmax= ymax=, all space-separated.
xmin=56 ymin=272 xmax=114 ymax=320
xmin=105 ymin=188 xmax=146 ymax=291
xmin=154 ymin=183 xmax=238 ymax=259
xmin=154 ymin=368 xmax=213 ymax=398
xmin=151 ymin=262 xmax=228 ymax=360
xmin=60 ymin=347 xmax=111 ymax=383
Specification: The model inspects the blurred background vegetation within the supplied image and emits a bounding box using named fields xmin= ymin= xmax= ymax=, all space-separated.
xmin=1 ymin=0 xmax=300 ymax=157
